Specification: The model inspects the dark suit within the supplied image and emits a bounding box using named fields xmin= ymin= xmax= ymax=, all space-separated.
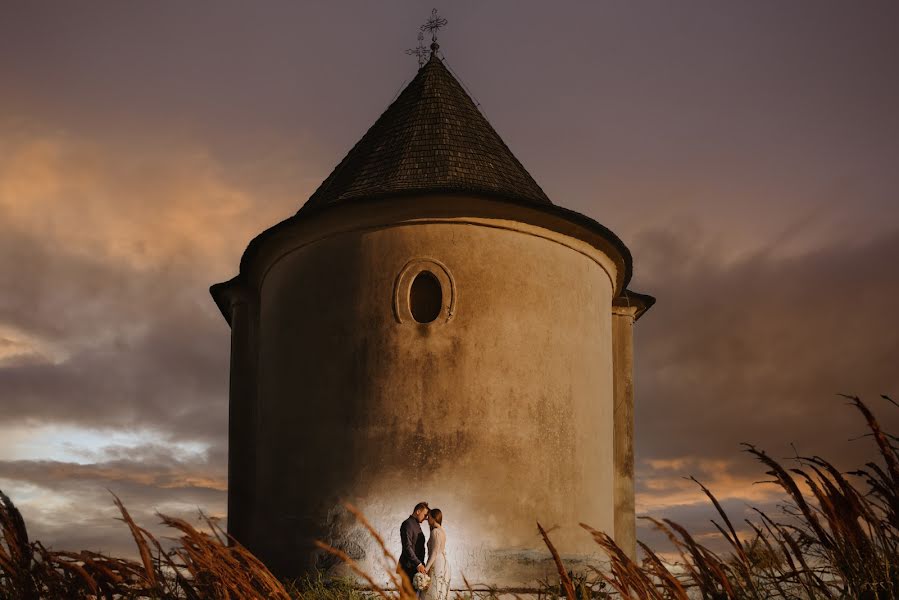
xmin=399 ymin=515 xmax=426 ymax=582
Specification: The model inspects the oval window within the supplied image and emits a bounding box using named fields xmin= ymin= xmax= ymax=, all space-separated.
xmin=409 ymin=270 xmax=443 ymax=323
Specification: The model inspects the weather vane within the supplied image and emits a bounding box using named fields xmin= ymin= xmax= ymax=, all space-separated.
xmin=406 ymin=31 xmax=428 ymax=68
xmin=421 ymin=8 xmax=448 ymax=55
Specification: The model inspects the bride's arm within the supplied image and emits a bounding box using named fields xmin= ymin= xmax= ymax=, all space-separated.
xmin=424 ymin=534 xmax=437 ymax=571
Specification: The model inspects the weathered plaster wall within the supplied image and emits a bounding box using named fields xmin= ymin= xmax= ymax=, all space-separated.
xmin=612 ymin=306 xmax=637 ymax=560
xmin=242 ymin=216 xmax=617 ymax=587
xmin=225 ymin=293 xmax=258 ymax=547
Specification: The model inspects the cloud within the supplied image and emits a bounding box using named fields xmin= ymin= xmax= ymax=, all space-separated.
xmin=633 ymin=224 xmax=899 ymax=462
xmin=0 ymin=440 xmax=226 ymax=555
xmin=636 ymin=457 xmax=780 ymax=512
xmin=630 ymin=221 xmax=899 ymax=548
xmin=0 ymin=128 xmax=300 ymax=439
xmin=0 ymin=131 xmax=266 ymax=271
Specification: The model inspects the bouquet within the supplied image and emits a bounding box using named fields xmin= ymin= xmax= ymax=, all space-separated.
xmin=412 ymin=571 xmax=431 ymax=591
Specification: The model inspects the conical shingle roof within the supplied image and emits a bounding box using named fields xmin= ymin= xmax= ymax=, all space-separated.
xmin=302 ymin=54 xmax=551 ymax=210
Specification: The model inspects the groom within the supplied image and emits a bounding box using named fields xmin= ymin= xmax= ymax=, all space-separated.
xmin=398 ymin=502 xmax=429 ymax=587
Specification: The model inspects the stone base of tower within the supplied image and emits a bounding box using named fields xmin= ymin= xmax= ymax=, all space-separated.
xmin=274 ymin=545 xmax=612 ymax=594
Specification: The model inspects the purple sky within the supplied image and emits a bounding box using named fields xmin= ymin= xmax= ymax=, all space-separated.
xmin=1 ymin=1 xmax=897 ymax=559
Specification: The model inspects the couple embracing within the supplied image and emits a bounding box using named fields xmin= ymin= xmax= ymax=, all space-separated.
xmin=398 ymin=502 xmax=450 ymax=599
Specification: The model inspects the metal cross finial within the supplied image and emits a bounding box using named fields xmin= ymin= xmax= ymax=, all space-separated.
xmin=406 ymin=31 xmax=428 ymax=68
xmin=421 ymin=8 xmax=447 ymax=55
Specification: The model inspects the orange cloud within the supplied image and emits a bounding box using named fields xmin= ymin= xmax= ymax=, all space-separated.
xmin=0 ymin=130 xmax=292 ymax=274
xmin=636 ymin=456 xmax=783 ymax=513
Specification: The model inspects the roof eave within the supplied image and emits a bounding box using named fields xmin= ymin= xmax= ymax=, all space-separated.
xmin=613 ymin=290 xmax=656 ymax=321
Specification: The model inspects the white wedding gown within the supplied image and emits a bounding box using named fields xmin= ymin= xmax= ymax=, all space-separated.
xmin=423 ymin=526 xmax=450 ymax=600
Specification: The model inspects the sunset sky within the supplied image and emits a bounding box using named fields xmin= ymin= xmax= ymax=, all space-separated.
xmin=1 ymin=1 xmax=898 ymax=557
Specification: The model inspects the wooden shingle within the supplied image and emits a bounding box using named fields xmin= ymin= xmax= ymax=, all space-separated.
xmin=302 ymin=54 xmax=552 ymax=210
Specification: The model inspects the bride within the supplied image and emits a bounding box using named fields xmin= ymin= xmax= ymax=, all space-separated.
xmin=422 ymin=508 xmax=450 ymax=600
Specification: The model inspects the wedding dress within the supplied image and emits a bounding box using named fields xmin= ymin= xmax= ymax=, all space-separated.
xmin=422 ymin=526 xmax=450 ymax=600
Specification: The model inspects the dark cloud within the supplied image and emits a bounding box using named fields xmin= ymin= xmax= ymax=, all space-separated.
xmin=0 ymin=239 xmax=230 ymax=441
xmin=633 ymin=226 xmax=899 ymax=479
xmin=0 ymin=443 xmax=226 ymax=556
xmin=0 ymin=461 xmax=223 ymax=499
xmin=0 ymin=131 xmax=293 ymax=443
xmin=634 ymin=496 xmax=786 ymax=558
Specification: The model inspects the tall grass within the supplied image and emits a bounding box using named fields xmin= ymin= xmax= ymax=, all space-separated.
xmin=0 ymin=490 xmax=291 ymax=599
xmin=539 ymin=395 xmax=898 ymax=599
xmin=1 ymin=394 xmax=895 ymax=598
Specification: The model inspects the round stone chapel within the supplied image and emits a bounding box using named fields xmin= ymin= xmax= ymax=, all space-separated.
xmin=211 ymin=50 xmax=653 ymax=588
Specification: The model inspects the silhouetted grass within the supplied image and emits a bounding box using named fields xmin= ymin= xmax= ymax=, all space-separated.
xmin=0 ymin=489 xmax=291 ymax=599
xmin=1 ymin=395 xmax=895 ymax=598
xmin=541 ymin=394 xmax=898 ymax=599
